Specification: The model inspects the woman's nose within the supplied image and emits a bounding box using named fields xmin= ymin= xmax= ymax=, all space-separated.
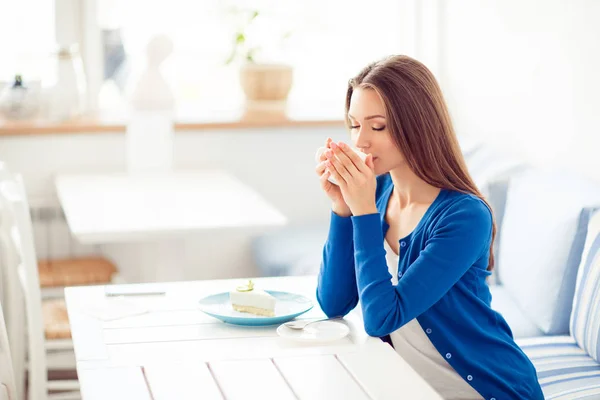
xmin=354 ymin=129 xmax=369 ymax=149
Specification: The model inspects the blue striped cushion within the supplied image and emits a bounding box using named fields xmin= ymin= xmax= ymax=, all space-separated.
xmin=570 ymin=209 xmax=600 ymax=363
xmin=519 ymin=336 xmax=600 ymax=399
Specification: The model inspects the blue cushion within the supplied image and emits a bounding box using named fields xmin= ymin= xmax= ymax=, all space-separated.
xmin=490 ymin=285 xmax=544 ymax=338
xmin=462 ymin=144 xmax=528 ymax=281
xmin=251 ymin=225 xmax=327 ymax=277
xmin=570 ymin=208 xmax=600 ymax=363
xmin=519 ymin=336 xmax=600 ymax=399
xmin=482 ymin=177 xmax=511 ymax=281
xmin=498 ymin=169 xmax=600 ymax=335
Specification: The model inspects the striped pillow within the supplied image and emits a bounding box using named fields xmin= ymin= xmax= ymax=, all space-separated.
xmin=570 ymin=208 xmax=600 ymax=362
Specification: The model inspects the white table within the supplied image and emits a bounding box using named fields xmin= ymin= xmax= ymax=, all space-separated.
xmin=55 ymin=171 xmax=287 ymax=281
xmin=65 ymin=276 xmax=442 ymax=400
xmin=55 ymin=170 xmax=286 ymax=243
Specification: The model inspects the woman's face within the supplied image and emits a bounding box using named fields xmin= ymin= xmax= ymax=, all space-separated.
xmin=347 ymin=87 xmax=405 ymax=175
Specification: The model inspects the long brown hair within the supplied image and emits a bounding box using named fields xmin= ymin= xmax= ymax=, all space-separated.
xmin=346 ymin=55 xmax=497 ymax=271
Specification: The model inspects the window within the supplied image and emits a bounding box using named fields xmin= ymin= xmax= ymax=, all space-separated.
xmin=2 ymin=0 xmax=405 ymax=119
xmin=95 ymin=0 xmax=404 ymax=117
xmin=0 ymin=0 xmax=55 ymax=85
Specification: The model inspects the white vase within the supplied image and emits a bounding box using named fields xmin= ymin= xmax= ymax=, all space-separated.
xmin=48 ymin=45 xmax=87 ymax=121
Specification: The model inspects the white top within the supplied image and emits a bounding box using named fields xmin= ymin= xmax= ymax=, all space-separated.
xmin=384 ymin=241 xmax=483 ymax=400
xmin=55 ymin=170 xmax=287 ymax=244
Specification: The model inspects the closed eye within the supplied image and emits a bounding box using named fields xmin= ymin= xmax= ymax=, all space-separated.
xmin=350 ymin=125 xmax=385 ymax=131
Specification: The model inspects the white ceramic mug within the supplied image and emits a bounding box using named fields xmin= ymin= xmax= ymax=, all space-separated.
xmin=315 ymin=146 xmax=368 ymax=185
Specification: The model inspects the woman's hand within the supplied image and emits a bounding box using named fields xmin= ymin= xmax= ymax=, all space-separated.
xmin=315 ymin=138 xmax=352 ymax=217
xmin=325 ymin=141 xmax=377 ymax=216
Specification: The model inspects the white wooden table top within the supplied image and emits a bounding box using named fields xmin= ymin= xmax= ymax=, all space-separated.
xmin=55 ymin=170 xmax=287 ymax=244
xmin=65 ymin=276 xmax=442 ymax=400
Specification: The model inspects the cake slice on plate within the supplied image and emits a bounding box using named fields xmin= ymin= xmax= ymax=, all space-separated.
xmin=229 ymin=280 xmax=276 ymax=317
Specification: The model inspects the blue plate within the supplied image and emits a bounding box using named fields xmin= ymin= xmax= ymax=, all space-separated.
xmin=198 ymin=290 xmax=313 ymax=326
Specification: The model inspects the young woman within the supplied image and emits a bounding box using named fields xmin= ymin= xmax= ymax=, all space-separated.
xmin=315 ymin=55 xmax=543 ymax=400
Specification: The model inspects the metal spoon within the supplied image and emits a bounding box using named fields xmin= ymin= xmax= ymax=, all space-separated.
xmin=283 ymin=316 xmax=342 ymax=330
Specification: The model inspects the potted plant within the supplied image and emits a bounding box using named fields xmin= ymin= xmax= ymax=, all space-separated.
xmin=225 ymin=8 xmax=294 ymax=120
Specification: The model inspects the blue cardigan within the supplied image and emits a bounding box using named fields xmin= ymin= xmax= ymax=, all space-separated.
xmin=317 ymin=174 xmax=543 ymax=400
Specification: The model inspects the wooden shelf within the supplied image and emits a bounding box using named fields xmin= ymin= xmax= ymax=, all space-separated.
xmin=0 ymin=108 xmax=346 ymax=136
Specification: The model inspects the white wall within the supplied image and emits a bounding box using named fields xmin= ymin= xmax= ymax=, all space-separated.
xmin=0 ymin=127 xmax=351 ymax=223
xmin=439 ymin=0 xmax=600 ymax=182
xmin=0 ymin=126 xmax=349 ymax=281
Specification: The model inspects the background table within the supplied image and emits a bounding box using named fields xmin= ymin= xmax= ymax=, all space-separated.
xmin=55 ymin=170 xmax=287 ymax=281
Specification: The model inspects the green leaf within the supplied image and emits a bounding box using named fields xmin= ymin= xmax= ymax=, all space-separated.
xmin=225 ymin=51 xmax=236 ymax=65
xmin=225 ymin=37 xmax=241 ymax=65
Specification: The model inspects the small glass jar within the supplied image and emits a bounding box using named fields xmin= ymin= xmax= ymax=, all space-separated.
xmin=0 ymin=75 xmax=41 ymax=119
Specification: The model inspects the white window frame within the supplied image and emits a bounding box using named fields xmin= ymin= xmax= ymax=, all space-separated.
xmin=54 ymin=0 xmax=103 ymax=112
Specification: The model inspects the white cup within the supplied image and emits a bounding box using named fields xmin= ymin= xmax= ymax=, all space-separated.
xmin=315 ymin=146 xmax=368 ymax=185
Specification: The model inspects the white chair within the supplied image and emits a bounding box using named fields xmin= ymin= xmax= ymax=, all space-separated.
xmin=0 ymin=298 xmax=18 ymax=400
xmin=0 ymin=162 xmax=116 ymax=377
xmin=0 ymin=174 xmax=79 ymax=400
xmin=0 ymin=163 xmax=26 ymax=399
